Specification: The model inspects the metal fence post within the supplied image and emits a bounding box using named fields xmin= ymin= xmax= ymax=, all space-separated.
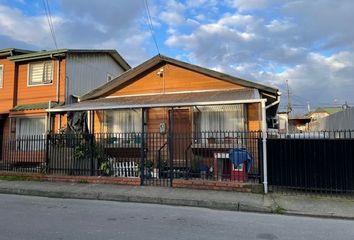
xmin=169 ymin=107 xmax=174 ymax=187
xmin=140 ymin=108 xmax=145 ymax=185
xmin=45 ymin=133 xmax=50 ymax=174
xmin=90 ymin=133 xmax=95 ymax=176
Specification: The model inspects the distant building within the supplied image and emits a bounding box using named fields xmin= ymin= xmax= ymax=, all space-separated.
xmin=309 ymin=107 xmax=353 ymax=131
xmin=276 ymin=112 xmax=311 ymax=133
xmin=306 ymin=107 xmax=343 ymax=121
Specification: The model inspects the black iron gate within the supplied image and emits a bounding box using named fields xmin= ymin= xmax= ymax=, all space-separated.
xmin=141 ymin=133 xmax=173 ymax=186
xmin=267 ymin=135 xmax=354 ymax=194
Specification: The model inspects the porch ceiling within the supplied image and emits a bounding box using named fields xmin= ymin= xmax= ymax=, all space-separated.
xmin=49 ymin=88 xmax=261 ymax=112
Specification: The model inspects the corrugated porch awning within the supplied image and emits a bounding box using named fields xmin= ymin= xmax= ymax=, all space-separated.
xmin=11 ymin=102 xmax=64 ymax=112
xmin=49 ymin=88 xmax=262 ymax=113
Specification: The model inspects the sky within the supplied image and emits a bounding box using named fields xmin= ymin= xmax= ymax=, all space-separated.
xmin=0 ymin=0 xmax=353 ymax=113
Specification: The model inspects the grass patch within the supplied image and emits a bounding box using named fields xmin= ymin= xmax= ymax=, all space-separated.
xmin=273 ymin=206 xmax=286 ymax=214
xmin=0 ymin=175 xmax=43 ymax=182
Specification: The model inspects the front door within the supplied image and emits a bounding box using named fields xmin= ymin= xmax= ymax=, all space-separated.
xmin=170 ymin=109 xmax=192 ymax=170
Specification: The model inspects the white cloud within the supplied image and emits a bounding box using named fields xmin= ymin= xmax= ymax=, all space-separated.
xmin=266 ymin=19 xmax=293 ymax=32
xmin=272 ymin=51 xmax=354 ymax=106
xmin=0 ymin=5 xmax=63 ymax=48
xmin=1 ymin=0 xmax=354 ymax=108
xmin=160 ymin=11 xmax=185 ymax=25
xmin=228 ymin=0 xmax=269 ymax=11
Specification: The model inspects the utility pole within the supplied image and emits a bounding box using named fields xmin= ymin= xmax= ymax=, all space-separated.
xmin=286 ymin=80 xmax=292 ymax=115
xmin=285 ymin=80 xmax=292 ymax=134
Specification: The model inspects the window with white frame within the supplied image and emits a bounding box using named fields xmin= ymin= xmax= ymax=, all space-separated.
xmin=193 ymin=105 xmax=246 ymax=143
xmin=0 ymin=64 xmax=3 ymax=88
xmin=104 ymin=109 xmax=142 ymax=133
xmin=28 ymin=61 xmax=53 ymax=86
xmin=15 ymin=117 xmax=46 ymax=150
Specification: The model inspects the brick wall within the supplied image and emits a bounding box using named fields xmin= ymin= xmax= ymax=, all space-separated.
xmin=0 ymin=172 xmax=140 ymax=186
xmin=173 ymin=179 xmax=258 ymax=192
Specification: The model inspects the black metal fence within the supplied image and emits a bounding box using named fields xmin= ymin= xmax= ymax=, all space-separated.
xmin=0 ymin=131 xmax=262 ymax=186
xmin=2 ymin=130 xmax=353 ymax=196
xmin=267 ymin=131 xmax=354 ymax=196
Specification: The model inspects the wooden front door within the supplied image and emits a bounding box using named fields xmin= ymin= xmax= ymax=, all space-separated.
xmin=170 ymin=109 xmax=192 ymax=166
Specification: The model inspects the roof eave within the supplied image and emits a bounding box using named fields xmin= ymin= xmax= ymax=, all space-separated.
xmin=0 ymin=48 xmax=34 ymax=57
xmin=48 ymin=98 xmax=267 ymax=113
xmin=8 ymin=50 xmax=68 ymax=62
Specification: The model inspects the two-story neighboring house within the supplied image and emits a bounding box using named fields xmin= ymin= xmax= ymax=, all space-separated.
xmin=0 ymin=49 xmax=130 ymax=166
xmin=2 ymin=49 xmax=130 ymax=140
xmin=0 ymin=48 xmax=35 ymax=140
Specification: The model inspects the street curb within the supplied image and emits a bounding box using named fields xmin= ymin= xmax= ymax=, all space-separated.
xmin=1 ymin=185 xmax=353 ymax=220
xmin=0 ymin=186 xmax=273 ymax=214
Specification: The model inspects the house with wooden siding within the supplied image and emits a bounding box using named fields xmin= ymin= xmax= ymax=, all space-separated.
xmin=53 ymin=54 xmax=280 ymax=132
xmin=49 ymin=55 xmax=280 ymax=181
xmin=0 ymin=48 xmax=130 ymax=164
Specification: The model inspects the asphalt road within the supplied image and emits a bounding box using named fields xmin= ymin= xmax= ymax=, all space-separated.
xmin=0 ymin=194 xmax=353 ymax=240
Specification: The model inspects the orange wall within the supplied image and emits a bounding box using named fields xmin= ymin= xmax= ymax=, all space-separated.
xmin=16 ymin=59 xmax=66 ymax=105
xmin=247 ymin=103 xmax=261 ymax=131
xmin=0 ymin=58 xmax=16 ymax=113
xmin=108 ymin=63 xmax=243 ymax=97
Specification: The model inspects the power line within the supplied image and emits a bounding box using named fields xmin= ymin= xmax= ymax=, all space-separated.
xmin=42 ymin=0 xmax=58 ymax=49
xmin=143 ymin=0 xmax=160 ymax=55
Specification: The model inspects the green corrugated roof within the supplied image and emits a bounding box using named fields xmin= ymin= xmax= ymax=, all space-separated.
xmin=11 ymin=102 xmax=64 ymax=112
xmin=7 ymin=49 xmax=69 ymax=61
xmin=0 ymin=48 xmax=34 ymax=57
xmin=7 ymin=49 xmax=131 ymax=70
xmin=314 ymin=107 xmax=343 ymax=115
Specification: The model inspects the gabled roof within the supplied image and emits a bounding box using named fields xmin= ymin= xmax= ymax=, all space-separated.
xmin=7 ymin=49 xmax=131 ymax=70
xmin=0 ymin=48 xmax=34 ymax=57
xmin=80 ymin=54 xmax=279 ymax=101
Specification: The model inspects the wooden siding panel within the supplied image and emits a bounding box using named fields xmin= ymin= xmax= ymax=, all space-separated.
xmin=110 ymin=63 xmax=243 ymax=97
xmin=0 ymin=59 xmax=16 ymax=113
xmin=93 ymin=111 xmax=104 ymax=133
xmin=147 ymin=108 xmax=169 ymax=133
xmin=16 ymin=59 xmax=66 ymax=105
xmin=52 ymin=113 xmax=67 ymax=133
xmin=247 ymin=103 xmax=261 ymax=131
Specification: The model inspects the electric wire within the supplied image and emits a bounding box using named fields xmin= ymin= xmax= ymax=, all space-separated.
xmin=42 ymin=0 xmax=58 ymax=49
xmin=144 ymin=0 xmax=160 ymax=55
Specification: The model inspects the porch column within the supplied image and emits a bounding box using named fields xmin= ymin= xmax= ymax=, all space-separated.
xmin=261 ymin=100 xmax=268 ymax=194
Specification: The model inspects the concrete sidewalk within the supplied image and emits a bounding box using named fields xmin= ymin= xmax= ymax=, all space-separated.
xmin=0 ymin=180 xmax=353 ymax=219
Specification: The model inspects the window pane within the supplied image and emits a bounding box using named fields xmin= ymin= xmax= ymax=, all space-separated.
xmin=16 ymin=118 xmax=46 ymax=137
xmin=29 ymin=61 xmax=53 ymax=85
xmin=194 ymin=105 xmax=245 ymax=132
xmin=43 ymin=62 xmax=53 ymax=83
xmin=15 ymin=117 xmax=46 ymax=151
xmin=105 ymin=110 xmax=142 ymax=133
